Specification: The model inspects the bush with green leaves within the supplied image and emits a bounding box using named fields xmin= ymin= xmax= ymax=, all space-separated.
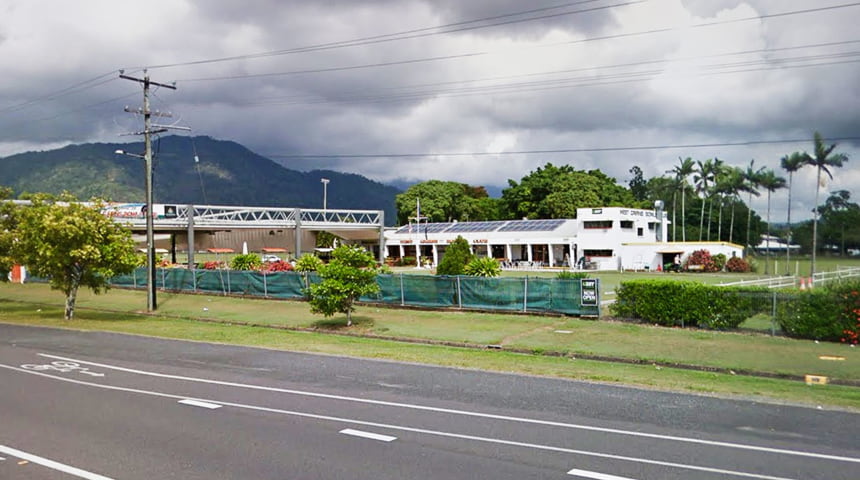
xmin=557 ymin=270 xmax=589 ymax=280
xmin=712 ymin=253 xmax=727 ymax=272
xmin=294 ymin=254 xmax=324 ymax=272
xmin=463 ymin=257 xmax=501 ymax=277
xmin=611 ymin=279 xmax=769 ymax=329
xmin=307 ymin=245 xmax=380 ymax=325
xmin=229 ymin=253 xmax=262 ymax=271
xmin=775 ymin=279 xmax=860 ymax=342
xmin=436 ymin=235 xmax=474 ymax=276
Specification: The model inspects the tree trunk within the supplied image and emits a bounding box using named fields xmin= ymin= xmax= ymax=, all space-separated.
xmin=64 ymin=284 xmax=79 ymax=320
xmin=812 ymin=167 xmax=822 ymax=276
xmin=699 ymin=197 xmax=706 ymax=241
xmin=729 ymin=200 xmax=735 ymax=243
xmin=681 ymin=186 xmax=686 ymax=242
xmin=785 ymin=172 xmax=793 ymax=275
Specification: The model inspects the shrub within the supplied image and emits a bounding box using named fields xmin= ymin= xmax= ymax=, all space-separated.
xmin=307 ymin=245 xmax=380 ymax=326
xmin=294 ymin=254 xmax=323 ymax=272
xmin=400 ymin=256 xmax=416 ymax=267
xmin=376 ymin=263 xmax=393 ymax=275
xmin=464 ymin=257 xmax=501 ymax=277
xmin=557 ymin=270 xmax=589 ymax=280
xmin=712 ymin=253 xmax=727 ymax=272
xmin=776 ymin=279 xmax=860 ymax=342
xmin=725 ymin=256 xmax=750 ymax=273
xmin=262 ymin=260 xmax=293 ymax=273
xmin=611 ymin=279 xmax=769 ymax=329
xmin=202 ymin=261 xmax=224 ymax=270
xmin=436 ymin=236 xmax=474 ymax=276
xmin=230 ymin=253 xmax=262 ymax=271
xmin=684 ymin=249 xmax=718 ymax=272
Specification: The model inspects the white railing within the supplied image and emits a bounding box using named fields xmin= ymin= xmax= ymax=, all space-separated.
xmin=717 ymin=276 xmax=797 ymax=289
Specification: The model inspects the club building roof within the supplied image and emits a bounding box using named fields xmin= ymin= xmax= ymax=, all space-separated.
xmin=384 ymin=207 xmax=743 ymax=271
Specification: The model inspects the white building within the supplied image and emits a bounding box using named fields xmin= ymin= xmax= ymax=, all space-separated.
xmin=384 ymin=207 xmax=744 ymax=271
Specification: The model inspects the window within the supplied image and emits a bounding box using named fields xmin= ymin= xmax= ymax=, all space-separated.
xmin=620 ymin=220 xmax=634 ymax=229
xmin=648 ymin=222 xmax=657 ymax=230
xmin=584 ymin=249 xmax=613 ymax=257
xmin=637 ymin=227 xmax=643 ymax=236
xmin=583 ymin=220 xmax=613 ymax=229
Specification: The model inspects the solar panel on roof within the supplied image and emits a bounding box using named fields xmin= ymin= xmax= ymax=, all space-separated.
xmin=498 ymin=219 xmax=565 ymax=232
xmin=445 ymin=221 xmax=506 ymax=233
xmin=394 ymin=222 xmax=452 ymax=234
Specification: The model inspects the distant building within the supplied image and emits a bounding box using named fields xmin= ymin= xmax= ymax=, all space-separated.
xmin=754 ymin=235 xmax=801 ymax=254
xmin=384 ymin=207 xmax=743 ymax=271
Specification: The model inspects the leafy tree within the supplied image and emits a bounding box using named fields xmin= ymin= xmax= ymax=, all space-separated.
xmin=819 ymin=190 xmax=860 ymax=256
xmin=758 ymin=169 xmax=787 ymax=274
xmin=307 ymin=245 xmax=380 ymax=326
xmin=628 ymin=166 xmax=648 ymax=202
xmin=801 ymin=132 xmax=849 ymax=275
xmin=230 ymin=253 xmax=262 ymax=270
xmin=436 ymin=236 xmax=474 ymax=276
xmin=395 ymin=180 xmax=486 ymax=224
xmin=501 ymin=163 xmax=635 ymax=219
xmin=463 ymin=257 xmax=501 ymax=277
xmin=693 ymin=159 xmax=720 ymax=241
xmin=780 ymin=152 xmax=806 ymax=272
xmin=0 ymin=187 xmax=19 ymax=281
xmin=714 ymin=166 xmax=746 ymax=243
xmin=12 ymin=194 xmax=138 ymax=319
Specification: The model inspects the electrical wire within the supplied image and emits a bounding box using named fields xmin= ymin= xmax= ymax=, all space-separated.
xmin=0 ymin=72 xmax=119 ymax=116
xmin=261 ymin=136 xmax=860 ymax=160
xmin=178 ymin=2 xmax=860 ymax=83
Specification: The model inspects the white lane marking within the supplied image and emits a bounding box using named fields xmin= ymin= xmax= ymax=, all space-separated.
xmin=0 ymin=363 xmax=806 ymax=480
xmin=37 ymin=353 xmax=859 ymax=465
xmin=340 ymin=429 xmax=397 ymax=442
xmin=178 ymin=399 xmax=222 ymax=409
xmin=568 ymin=468 xmax=636 ymax=480
xmin=0 ymin=445 xmax=114 ymax=480
xmin=21 ymin=361 xmax=104 ymax=377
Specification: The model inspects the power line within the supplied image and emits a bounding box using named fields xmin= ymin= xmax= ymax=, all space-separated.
xmin=0 ymin=72 xmax=118 ymax=115
xmin=262 ymin=137 xmax=860 ymax=160
xmin=179 ymin=2 xmax=860 ymax=83
xmin=140 ymin=0 xmax=636 ymax=70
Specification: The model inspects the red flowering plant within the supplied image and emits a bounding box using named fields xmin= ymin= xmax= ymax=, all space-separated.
xmin=841 ymin=290 xmax=860 ymax=345
xmin=684 ymin=249 xmax=718 ymax=272
xmin=261 ymin=260 xmax=294 ymax=273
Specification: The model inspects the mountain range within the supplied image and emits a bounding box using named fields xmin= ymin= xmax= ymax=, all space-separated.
xmin=0 ymin=136 xmax=401 ymax=223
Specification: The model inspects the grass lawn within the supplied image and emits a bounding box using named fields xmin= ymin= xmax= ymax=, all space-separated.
xmin=1 ymin=282 xmax=858 ymax=410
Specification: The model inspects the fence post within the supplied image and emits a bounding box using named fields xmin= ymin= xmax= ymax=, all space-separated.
xmin=263 ymin=272 xmax=268 ymax=298
xmin=457 ymin=276 xmax=462 ymax=309
xmin=133 ymin=268 xmax=138 ymax=289
xmin=192 ymin=268 xmax=197 ymax=292
xmin=227 ymin=269 xmax=232 ymax=294
xmin=400 ymin=274 xmax=405 ymax=306
xmin=161 ymin=268 xmax=166 ymax=291
xmin=771 ymin=291 xmax=777 ymax=336
xmin=523 ymin=276 xmax=528 ymax=313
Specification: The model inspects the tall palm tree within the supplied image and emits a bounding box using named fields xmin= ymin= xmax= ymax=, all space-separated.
xmin=744 ymin=159 xmax=765 ymax=253
xmin=707 ymin=158 xmax=724 ymax=241
xmin=780 ymin=152 xmax=806 ymax=274
xmin=694 ymin=159 xmax=716 ymax=241
xmin=722 ymin=166 xmax=747 ymax=243
xmin=758 ymin=169 xmax=787 ymax=275
xmin=713 ymin=164 xmax=740 ymax=242
xmin=672 ymin=157 xmax=695 ymax=242
xmin=803 ymin=132 xmax=849 ymax=276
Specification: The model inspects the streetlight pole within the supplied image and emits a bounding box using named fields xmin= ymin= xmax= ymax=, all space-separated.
xmin=321 ymin=178 xmax=330 ymax=211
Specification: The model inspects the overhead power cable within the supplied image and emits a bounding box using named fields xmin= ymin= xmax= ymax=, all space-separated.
xmin=0 ymin=72 xmax=118 ymax=116
xmin=179 ymin=2 xmax=860 ymax=83
xmin=139 ymin=0 xmax=637 ymax=70
xmin=262 ymin=137 xmax=860 ymax=160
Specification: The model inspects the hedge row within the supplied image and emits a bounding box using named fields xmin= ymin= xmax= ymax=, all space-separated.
xmin=775 ymin=279 xmax=860 ymax=342
xmin=610 ymin=280 xmax=770 ymax=329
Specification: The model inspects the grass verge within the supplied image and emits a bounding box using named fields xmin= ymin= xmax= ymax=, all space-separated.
xmin=1 ymin=283 xmax=858 ymax=410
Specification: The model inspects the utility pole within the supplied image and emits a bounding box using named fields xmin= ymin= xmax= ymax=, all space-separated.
xmin=118 ymin=69 xmax=176 ymax=312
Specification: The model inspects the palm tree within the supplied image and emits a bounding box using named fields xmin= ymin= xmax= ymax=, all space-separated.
xmin=707 ymin=158 xmax=724 ymax=241
xmin=713 ymin=164 xmax=741 ymax=242
xmin=803 ymin=132 xmax=849 ymax=276
xmin=672 ymin=157 xmax=695 ymax=242
xmin=694 ymin=159 xmax=716 ymax=241
xmin=780 ymin=152 xmax=806 ymax=274
xmin=744 ymin=159 xmax=765 ymax=253
xmin=721 ymin=166 xmax=747 ymax=243
xmin=758 ymin=169 xmax=787 ymax=275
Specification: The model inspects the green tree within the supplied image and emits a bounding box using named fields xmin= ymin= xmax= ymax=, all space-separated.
xmin=12 ymin=194 xmax=138 ymax=319
xmin=802 ymin=132 xmax=849 ymax=275
xmin=672 ymin=157 xmax=696 ymax=242
xmin=501 ymin=163 xmax=634 ymax=219
xmin=0 ymin=187 xmax=19 ymax=281
xmin=819 ymin=190 xmax=860 ymax=256
xmin=758 ymin=169 xmax=787 ymax=274
xmin=628 ymin=166 xmax=648 ymax=202
xmin=294 ymin=254 xmax=323 ymax=272
xmin=436 ymin=236 xmax=474 ymax=276
xmin=230 ymin=253 xmax=262 ymax=270
xmin=395 ymin=180 xmax=485 ymax=224
xmin=464 ymin=257 xmax=501 ymax=277
xmin=743 ymin=159 xmax=765 ymax=251
xmin=307 ymin=245 xmax=380 ymax=326
xmin=780 ymin=152 xmax=806 ymax=272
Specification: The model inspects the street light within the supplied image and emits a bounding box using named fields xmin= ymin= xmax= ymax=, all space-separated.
xmin=321 ymin=178 xmax=330 ymax=211
xmin=115 ymin=148 xmax=156 ymax=311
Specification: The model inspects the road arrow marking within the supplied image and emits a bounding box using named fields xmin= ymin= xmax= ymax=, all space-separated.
xmin=178 ymin=399 xmax=222 ymax=409
xmin=568 ymin=469 xmax=636 ymax=480
xmin=340 ymin=429 xmax=397 ymax=442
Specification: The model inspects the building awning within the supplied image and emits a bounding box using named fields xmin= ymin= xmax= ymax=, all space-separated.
xmin=206 ymin=248 xmax=235 ymax=253
xmin=656 ymin=249 xmax=686 ymax=254
xmin=261 ymin=247 xmax=288 ymax=253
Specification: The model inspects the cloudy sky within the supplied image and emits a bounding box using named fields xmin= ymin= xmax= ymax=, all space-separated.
xmin=1 ymin=0 xmax=858 ymax=221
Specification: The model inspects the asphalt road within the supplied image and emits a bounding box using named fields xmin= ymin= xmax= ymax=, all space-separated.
xmin=0 ymin=323 xmax=857 ymax=480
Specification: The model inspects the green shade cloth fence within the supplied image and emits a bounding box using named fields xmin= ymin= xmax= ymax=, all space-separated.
xmin=106 ymin=268 xmax=599 ymax=316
